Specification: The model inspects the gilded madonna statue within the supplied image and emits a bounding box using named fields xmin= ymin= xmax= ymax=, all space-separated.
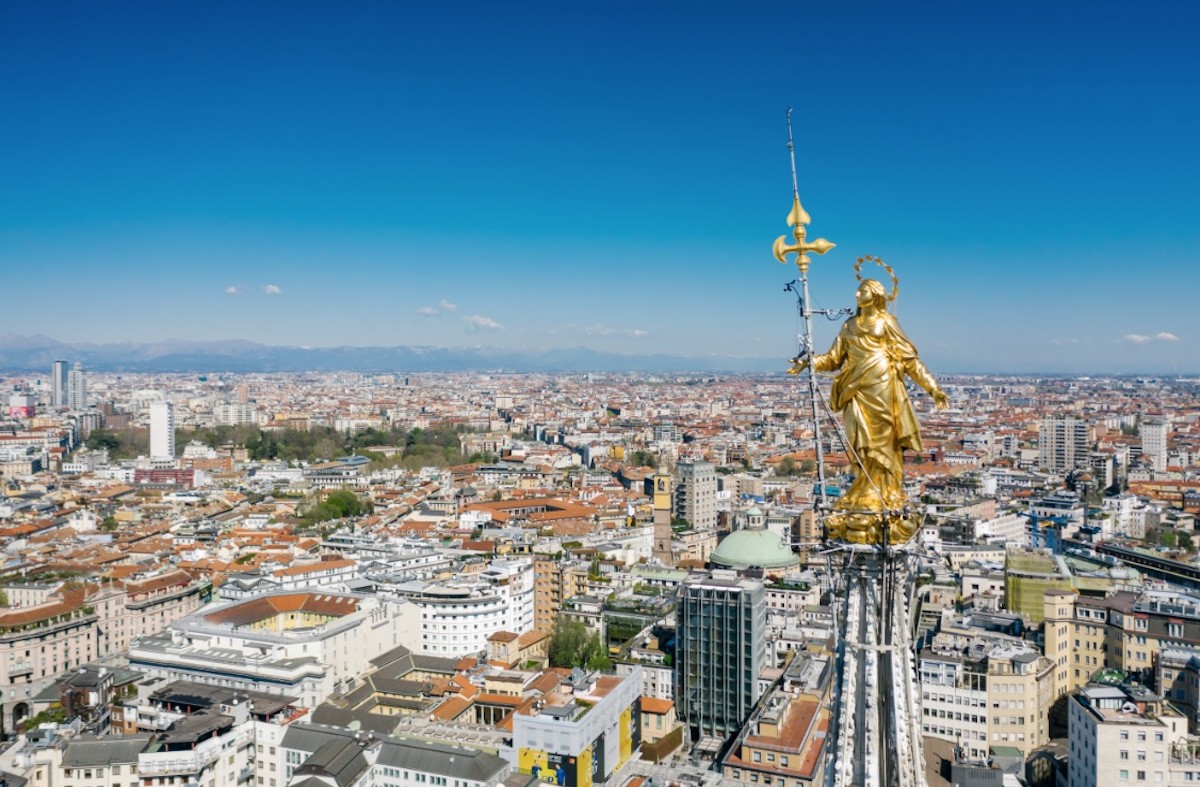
xmin=790 ymin=274 xmax=948 ymax=544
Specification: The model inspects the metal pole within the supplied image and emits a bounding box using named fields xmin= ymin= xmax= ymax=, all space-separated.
xmin=783 ymin=108 xmax=830 ymax=514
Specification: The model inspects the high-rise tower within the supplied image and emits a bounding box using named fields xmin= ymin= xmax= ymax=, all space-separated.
xmin=1141 ymin=416 xmax=1169 ymax=472
xmin=1039 ymin=416 xmax=1090 ymax=473
xmin=676 ymin=570 xmax=765 ymax=743
xmin=52 ymin=360 xmax=68 ymax=409
xmin=674 ymin=461 xmax=717 ymax=530
xmin=66 ymin=362 xmax=87 ymax=411
xmin=150 ymin=400 xmax=176 ymax=460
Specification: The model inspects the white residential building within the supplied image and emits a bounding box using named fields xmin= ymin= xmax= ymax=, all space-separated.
xmin=1142 ymin=417 xmax=1169 ymax=472
xmin=149 ymin=400 xmax=176 ymax=460
xmin=1068 ymin=683 xmax=1187 ymax=787
xmin=387 ymin=558 xmax=535 ymax=657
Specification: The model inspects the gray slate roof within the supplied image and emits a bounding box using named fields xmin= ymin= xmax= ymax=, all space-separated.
xmin=63 ymin=734 xmax=153 ymax=767
xmin=282 ymin=724 xmax=507 ymax=784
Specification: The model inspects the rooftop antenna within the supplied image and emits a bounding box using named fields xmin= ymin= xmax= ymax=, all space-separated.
xmin=773 ymin=108 xmax=836 ymax=518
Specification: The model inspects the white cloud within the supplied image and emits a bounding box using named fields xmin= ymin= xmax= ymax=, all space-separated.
xmin=438 ymin=299 xmax=458 ymax=313
xmin=263 ymin=284 xmax=282 ymax=295
xmin=1051 ymin=338 xmax=1079 ymax=346
xmin=417 ymin=306 xmax=439 ymax=317
xmin=585 ymin=324 xmax=616 ymax=337
xmin=1124 ymin=332 xmax=1179 ymax=344
xmin=465 ymin=314 xmax=504 ymax=331
xmin=225 ymin=286 xmax=242 ymax=295
xmin=626 ymin=329 xmax=649 ymax=338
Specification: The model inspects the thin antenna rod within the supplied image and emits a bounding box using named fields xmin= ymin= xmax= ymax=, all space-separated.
xmin=785 ymin=107 xmax=800 ymax=199
xmin=783 ymin=107 xmax=830 ymax=514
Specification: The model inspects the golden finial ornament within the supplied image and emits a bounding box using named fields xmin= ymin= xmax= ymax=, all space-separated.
xmin=773 ymin=196 xmax=835 ymax=274
xmin=772 ymin=109 xmax=835 ymax=274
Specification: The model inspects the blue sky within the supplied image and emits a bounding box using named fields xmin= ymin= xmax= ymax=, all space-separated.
xmin=1 ymin=1 xmax=1197 ymax=372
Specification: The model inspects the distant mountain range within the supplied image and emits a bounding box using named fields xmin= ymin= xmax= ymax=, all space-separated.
xmin=0 ymin=334 xmax=781 ymax=374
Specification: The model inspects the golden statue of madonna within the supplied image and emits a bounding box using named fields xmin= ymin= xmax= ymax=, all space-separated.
xmin=789 ymin=260 xmax=948 ymax=545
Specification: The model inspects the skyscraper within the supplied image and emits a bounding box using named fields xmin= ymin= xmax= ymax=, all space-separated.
xmin=676 ymin=569 xmax=766 ymax=741
xmin=674 ymin=460 xmax=717 ymax=530
xmin=149 ymin=400 xmax=176 ymax=460
xmin=66 ymin=362 xmax=87 ymax=411
xmin=51 ymin=360 xmax=68 ymax=409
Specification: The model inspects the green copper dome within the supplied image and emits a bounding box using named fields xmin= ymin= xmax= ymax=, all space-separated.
xmin=711 ymin=526 xmax=800 ymax=570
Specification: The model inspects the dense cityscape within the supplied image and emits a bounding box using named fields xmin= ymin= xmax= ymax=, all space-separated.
xmin=4 ymin=1 xmax=1197 ymax=785
xmin=0 ymin=366 xmax=1195 ymax=786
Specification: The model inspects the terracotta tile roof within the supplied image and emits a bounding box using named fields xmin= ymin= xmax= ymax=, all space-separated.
xmin=431 ymin=696 xmax=472 ymax=721
xmin=488 ymin=631 xmax=518 ymax=643
xmin=272 ymin=558 xmax=356 ymax=577
xmin=122 ymin=569 xmax=194 ymax=595
xmin=640 ymin=697 xmax=673 ymax=714
xmin=203 ymin=592 xmax=360 ymax=627
xmin=0 ymin=600 xmax=80 ymax=627
xmin=516 ymin=629 xmax=549 ymax=648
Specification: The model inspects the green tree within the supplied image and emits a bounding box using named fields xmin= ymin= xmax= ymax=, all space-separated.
xmin=301 ymin=490 xmax=369 ymax=526
xmin=548 ymin=617 xmax=587 ymax=667
xmin=85 ymin=430 xmax=120 ymax=453
xmin=548 ymin=617 xmax=612 ymax=672
xmin=629 ymin=449 xmax=657 ymax=468
xmin=1181 ymin=532 xmax=1195 ymax=553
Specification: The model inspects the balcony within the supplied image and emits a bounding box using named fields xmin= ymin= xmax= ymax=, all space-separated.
xmin=8 ymin=662 xmax=34 ymax=676
xmin=139 ymin=746 xmax=220 ymax=776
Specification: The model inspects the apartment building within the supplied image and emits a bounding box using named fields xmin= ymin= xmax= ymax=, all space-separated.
xmin=674 ymin=461 xmax=717 ymax=531
xmin=720 ymin=649 xmax=831 ymax=786
xmin=532 ymin=556 xmax=589 ymax=632
xmin=920 ymin=637 xmax=1056 ymax=759
xmin=0 ymin=570 xmax=210 ymax=731
xmin=1044 ymin=588 xmax=1200 ymax=697
xmin=1039 ymin=417 xmax=1090 ymax=473
xmin=1068 ymin=683 xmax=1187 ymax=787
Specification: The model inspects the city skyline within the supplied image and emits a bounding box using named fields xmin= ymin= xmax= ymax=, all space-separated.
xmin=2 ymin=2 xmax=1197 ymax=373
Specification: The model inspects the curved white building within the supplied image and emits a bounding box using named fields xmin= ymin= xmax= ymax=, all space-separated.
xmin=389 ymin=558 xmax=535 ymax=657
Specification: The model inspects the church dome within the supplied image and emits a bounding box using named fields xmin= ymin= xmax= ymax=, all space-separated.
xmin=711 ymin=526 xmax=800 ymax=570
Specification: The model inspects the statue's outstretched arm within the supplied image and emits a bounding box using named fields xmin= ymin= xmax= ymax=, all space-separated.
xmin=903 ymin=357 xmax=949 ymax=408
xmin=791 ymin=330 xmax=846 ymax=375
